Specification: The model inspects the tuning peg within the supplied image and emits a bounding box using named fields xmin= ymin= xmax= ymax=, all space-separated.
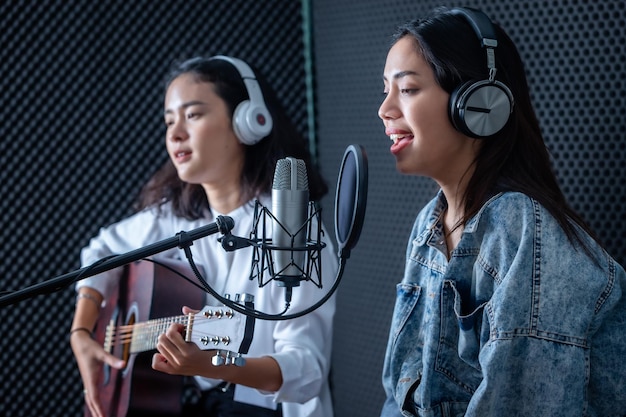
xmin=235 ymin=293 xmax=254 ymax=303
xmin=212 ymin=352 xmax=226 ymax=366
xmin=231 ymin=354 xmax=246 ymax=367
xmin=199 ymin=336 xmax=218 ymax=346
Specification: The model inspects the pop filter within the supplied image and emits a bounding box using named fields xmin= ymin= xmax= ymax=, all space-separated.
xmin=334 ymin=144 xmax=368 ymax=259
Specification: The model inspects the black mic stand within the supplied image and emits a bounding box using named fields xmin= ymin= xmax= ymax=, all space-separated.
xmin=0 ymin=215 xmax=235 ymax=308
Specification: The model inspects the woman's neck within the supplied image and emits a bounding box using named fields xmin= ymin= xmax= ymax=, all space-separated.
xmin=202 ymin=182 xmax=243 ymax=215
xmin=439 ymin=176 xmax=471 ymax=258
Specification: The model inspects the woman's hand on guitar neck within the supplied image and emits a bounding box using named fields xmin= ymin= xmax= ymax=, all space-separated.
xmin=152 ymin=319 xmax=284 ymax=393
xmin=70 ymin=330 xmax=125 ymax=417
xmin=152 ymin=305 xmax=230 ymax=378
xmin=152 ymin=322 xmax=211 ymax=376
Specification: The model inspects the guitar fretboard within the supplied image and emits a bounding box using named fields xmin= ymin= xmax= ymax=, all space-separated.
xmin=104 ymin=315 xmax=189 ymax=354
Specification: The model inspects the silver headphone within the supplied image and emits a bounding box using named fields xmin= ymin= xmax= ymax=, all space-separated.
xmin=448 ymin=8 xmax=514 ymax=138
xmin=210 ymin=55 xmax=274 ymax=145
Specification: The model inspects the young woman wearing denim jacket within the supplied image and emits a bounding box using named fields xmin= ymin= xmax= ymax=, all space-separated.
xmin=378 ymin=6 xmax=626 ymax=417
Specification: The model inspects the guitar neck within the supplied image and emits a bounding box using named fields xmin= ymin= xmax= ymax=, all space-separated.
xmin=103 ymin=303 xmax=252 ymax=363
xmin=105 ymin=315 xmax=188 ymax=354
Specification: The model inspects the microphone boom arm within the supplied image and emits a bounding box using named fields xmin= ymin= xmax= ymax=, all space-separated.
xmin=0 ymin=215 xmax=235 ymax=308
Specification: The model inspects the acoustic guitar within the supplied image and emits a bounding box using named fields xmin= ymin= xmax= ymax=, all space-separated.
xmin=86 ymin=258 xmax=254 ymax=417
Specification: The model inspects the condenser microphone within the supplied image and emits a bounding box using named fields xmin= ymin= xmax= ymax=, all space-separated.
xmin=212 ymin=145 xmax=367 ymax=320
xmin=271 ymin=157 xmax=309 ymax=288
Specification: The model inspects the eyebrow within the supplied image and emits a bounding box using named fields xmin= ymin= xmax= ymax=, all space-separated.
xmin=163 ymin=100 xmax=207 ymax=116
xmin=383 ymin=70 xmax=420 ymax=82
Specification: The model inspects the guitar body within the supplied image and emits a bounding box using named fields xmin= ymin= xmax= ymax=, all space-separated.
xmin=88 ymin=259 xmax=205 ymax=417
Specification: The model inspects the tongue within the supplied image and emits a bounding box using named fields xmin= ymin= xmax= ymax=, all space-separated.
xmin=391 ymin=136 xmax=413 ymax=153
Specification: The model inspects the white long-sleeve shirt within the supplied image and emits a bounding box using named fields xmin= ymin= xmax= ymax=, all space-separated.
xmin=76 ymin=195 xmax=338 ymax=417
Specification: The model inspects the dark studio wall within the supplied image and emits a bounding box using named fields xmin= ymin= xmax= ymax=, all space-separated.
xmin=1 ymin=1 xmax=625 ymax=417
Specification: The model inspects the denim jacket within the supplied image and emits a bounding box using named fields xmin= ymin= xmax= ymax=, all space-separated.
xmin=381 ymin=191 xmax=626 ymax=417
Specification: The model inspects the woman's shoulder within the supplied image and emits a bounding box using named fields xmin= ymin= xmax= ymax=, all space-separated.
xmin=474 ymin=191 xmax=537 ymax=227
xmin=466 ymin=191 xmax=548 ymax=250
xmin=474 ymin=191 xmax=613 ymax=268
xmin=479 ymin=191 xmax=576 ymax=238
xmin=484 ymin=191 xmax=534 ymax=211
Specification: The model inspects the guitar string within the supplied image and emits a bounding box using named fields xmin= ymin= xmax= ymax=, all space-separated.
xmin=105 ymin=315 xmax=238 ymax=347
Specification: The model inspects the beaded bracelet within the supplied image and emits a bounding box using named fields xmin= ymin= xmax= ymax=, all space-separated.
xmin=76 ymin=292 xmax=101 ymax=308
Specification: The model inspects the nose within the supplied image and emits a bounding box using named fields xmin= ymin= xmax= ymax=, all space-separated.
xmin=378 ymin=92 xmax=398 ymax=121
xmin=167 ymin=119 xmax=188 ymax=143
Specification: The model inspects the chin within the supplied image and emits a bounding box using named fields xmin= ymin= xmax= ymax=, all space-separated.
xmin=395 ymin=160 xmax=414 ymax=175
xmin=175 ymin=171 xmax=194 ymax=183
xmin=397 ymin=165 xmax=427 ymax=179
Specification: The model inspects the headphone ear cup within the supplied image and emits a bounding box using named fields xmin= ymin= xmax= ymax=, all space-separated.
xmin=233 ymin=100 xmax=274 ymax=145
xmin=449 ymin=80 xmax=514 ymax=138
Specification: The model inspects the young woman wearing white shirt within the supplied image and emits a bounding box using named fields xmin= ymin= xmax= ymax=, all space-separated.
xmin=70 ymin=56 xmax=337 ymax=417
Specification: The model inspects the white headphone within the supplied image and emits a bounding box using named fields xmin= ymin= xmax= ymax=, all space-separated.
xmin=210 ymin=55 xmax=274 ymax=145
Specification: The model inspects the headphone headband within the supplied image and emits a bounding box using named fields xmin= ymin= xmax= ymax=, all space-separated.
xmin=449 ymin=7 xmax=498 ymax=81
xmin=450 ymin=7 xmax=498 ymax=46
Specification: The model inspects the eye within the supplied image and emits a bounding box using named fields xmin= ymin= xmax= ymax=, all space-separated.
xmin=381 ymin=79 xmax=389 ymax=96
xmin=400 ymin=88 xmax=419 ymax=95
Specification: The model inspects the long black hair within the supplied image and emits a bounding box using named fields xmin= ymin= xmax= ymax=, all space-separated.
xmin=134 ymin=56 xmax=328 ymax=219
xmin=392 ymin=6 xmax=599 ymax=249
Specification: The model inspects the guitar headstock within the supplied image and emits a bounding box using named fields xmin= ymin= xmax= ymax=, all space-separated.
xmin=186 ymin=305 xmax=254 ymax=366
